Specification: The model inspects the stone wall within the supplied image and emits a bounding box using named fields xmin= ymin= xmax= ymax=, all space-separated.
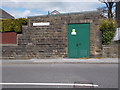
xmin=2 ymin=11 xmax=102 ymax=59
xmin=102 ymin=45 xmax=120 ymax=58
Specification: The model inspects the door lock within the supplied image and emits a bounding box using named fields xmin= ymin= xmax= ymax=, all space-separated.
xmin=76 ymin=44 xmax=79 ymax=46
xmin=76 ymin=43 xmax=81 ymax=46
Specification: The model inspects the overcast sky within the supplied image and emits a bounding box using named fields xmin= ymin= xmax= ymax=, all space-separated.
xmin=1 ymin=0 xmax=105 ymax=18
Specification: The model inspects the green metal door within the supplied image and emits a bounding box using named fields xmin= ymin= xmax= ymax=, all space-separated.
xmin=68 ymin=23 xmax=90 ymax=58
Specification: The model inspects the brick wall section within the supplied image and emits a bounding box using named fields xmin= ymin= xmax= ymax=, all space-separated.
xmin=2 ymin=12 xmax=103 ymax=59
xmin=0 ymin=32 xmax=17 ymax=44
xmin=102 ymin=45 xmax=120 ymax=58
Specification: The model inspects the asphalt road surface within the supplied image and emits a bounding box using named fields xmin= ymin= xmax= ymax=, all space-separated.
xmin=2 ymin=64 xmax=118 ymax=88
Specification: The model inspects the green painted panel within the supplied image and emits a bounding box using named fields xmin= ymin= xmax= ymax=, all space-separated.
xmin=68 ymin=24 xmax=78 ymax=58
xmin=68 ymin=24 xmax=90 ymax=58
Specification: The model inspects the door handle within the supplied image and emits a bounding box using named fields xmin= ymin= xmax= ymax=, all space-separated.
xmin=76 ymin=43 xmax=81 ymax=46
xmin=76 ymin=44 xmax=78 ymax=46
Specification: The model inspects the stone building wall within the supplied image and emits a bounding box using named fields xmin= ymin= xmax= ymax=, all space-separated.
xmin=2 ymin=11 xmax=102 ymax=59
xmin=102 ymin=45 xmax=120 ymax=58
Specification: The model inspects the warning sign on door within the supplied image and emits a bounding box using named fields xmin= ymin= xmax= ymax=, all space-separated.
xmin=71 ymin=29 xmax=76 ymax=35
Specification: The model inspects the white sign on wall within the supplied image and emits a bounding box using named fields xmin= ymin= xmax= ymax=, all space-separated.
xmin=33 ymin=22 xmax=50 ymax=26
xmin=71 ymin=29 xmax=76 ymax=35
xmin=113 ymin=28 xmax=120 ymax=41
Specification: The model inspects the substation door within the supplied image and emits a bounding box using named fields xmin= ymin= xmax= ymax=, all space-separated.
xmin=68 ymin=23 xmax=90 ymax=58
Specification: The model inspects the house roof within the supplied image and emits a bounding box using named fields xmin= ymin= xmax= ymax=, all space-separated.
xmin=0 ymin=9 xmax=15 ymax=19
xmin=50 ymin=10 xmax=60 ymax=15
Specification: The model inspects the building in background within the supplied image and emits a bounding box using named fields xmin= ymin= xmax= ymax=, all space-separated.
xmin=0 ymin=9 xmax=14 ymax=19
xmin=50 ymin=10 xmax=60 ymax=15
xmin=0 ymin=9 xmax=16 ymax=45
xmin=113 ymin=2 xmax=120 ymax=44
xmin=116 ymin=1 xmax=120 ymax=27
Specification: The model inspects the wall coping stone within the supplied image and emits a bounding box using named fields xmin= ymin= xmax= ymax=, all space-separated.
xmin=28 ymin=11 xmax=100 ymax=18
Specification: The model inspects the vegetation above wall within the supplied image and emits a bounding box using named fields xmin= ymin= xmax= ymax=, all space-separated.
xmin=0 ymin=18 xmax=28 ymax=33
xmin=100 ymin=19 xmax=117 ymax=45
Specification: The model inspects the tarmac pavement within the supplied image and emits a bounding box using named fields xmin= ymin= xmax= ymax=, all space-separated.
xmin=2 ymin=63 xmax=118 ymax=88
xmin=1 ymin=58 xmax=119 ymax=88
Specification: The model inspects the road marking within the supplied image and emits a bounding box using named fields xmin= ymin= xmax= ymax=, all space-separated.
xmin=0 ymin=83 xmax=98 ymax=87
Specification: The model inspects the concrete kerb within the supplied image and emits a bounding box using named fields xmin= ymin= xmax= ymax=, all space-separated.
xmin=1 ymin=58 xmax=119 ymax=64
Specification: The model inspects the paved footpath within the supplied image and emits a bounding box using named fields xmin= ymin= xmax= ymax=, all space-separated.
xmin=1 ymin=58 xmax=119 ymax=64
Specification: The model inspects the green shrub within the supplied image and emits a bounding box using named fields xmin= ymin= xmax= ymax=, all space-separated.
xmin=17 ymin=18 xmax=28 ymax=25
xmin=100 ymin=19 xmax=116 ymax=45
xmin=3 ymin=19 xmax=14 ymax=32
xmin=13 ymin=19 xmax=21 ymax=33
xmin=0 ymin=20 xmax=2 ymax=32
xmin=1 ymin=18 xmax=28 ymax=33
